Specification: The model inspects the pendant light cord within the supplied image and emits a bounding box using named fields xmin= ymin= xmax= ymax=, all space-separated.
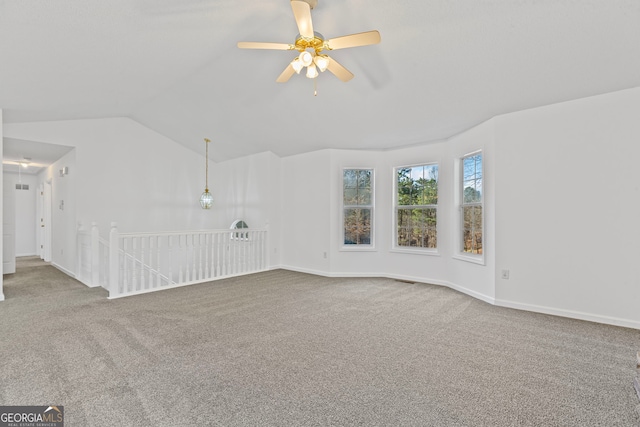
xmin=204 ymin=138 xmax=210 ymax=191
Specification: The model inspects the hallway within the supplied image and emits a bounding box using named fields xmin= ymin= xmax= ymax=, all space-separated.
xmin=2 ymin=256 xmax=105 ymax=300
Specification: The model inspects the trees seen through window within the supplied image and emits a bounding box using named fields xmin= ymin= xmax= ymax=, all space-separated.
xmin=396 ymin=164 xmax=438 ymax=249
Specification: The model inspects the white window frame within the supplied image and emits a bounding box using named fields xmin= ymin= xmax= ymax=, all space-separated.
xmin=392 ymin=163 xmax=440 ymax=255
xmin=454 ymin=150 xmax=485 ymax=265
xmin=341 ymin=168 xmax=376 ymax=251
xmin=230 ymin=219 xmax=250 ymax=241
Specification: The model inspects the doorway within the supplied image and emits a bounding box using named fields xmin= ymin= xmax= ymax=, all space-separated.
xmin=39 ymin=180 xmax=52 ymax=262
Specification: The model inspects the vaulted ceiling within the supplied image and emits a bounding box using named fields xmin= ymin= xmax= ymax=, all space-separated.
xmin=1 ymin=0 xmax=639 ymax=163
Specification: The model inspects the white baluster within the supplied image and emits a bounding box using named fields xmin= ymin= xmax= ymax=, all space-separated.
xmin=233 ymin=233 xmax=238 ymax=274
xmin=191 ymin=234 xmax=197 ymax=281
xmin=76 ymin=221 xmax=85 ymax=283
xmin=178 ymin=234 xmax=184 ymax=284
xmin=156 ymin=235 xmax=161 ymax=288
xmin=91 ymin=222 xmax=99 ymax=286
xmin=183 ymin=234 xmax=188 ymax=282
xmin=109 ymin=222 xmax=119 ymax=297
xmin=142 ymin=236 xmax=147 ymax=290
xmin=198 ymin=233 xmax=203 ymax=280
xmin=248 ymin=230 xmax=254 ymax=272
xmin=212 ymin=231 xmax=217 ymax=278
xmin=168 ymin=235 xmax=175 ymax=285
xmin=213 ymin=232 xmax=219 ymax=278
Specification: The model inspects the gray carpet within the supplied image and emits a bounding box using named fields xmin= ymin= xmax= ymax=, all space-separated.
xmin=1 ymin=256 xmax=639 ymax=426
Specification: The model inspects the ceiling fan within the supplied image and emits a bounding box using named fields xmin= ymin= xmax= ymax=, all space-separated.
xmin=237 ymin=0 xmax=381 ymax=83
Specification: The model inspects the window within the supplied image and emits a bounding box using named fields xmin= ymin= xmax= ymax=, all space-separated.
xmin=343 ymin=169 xmax=373 ymax=246
xmin=461 ymin=153 xmax=482 ymax=254
xmin=395 ymin=164 xmax=438 ymax=249
xmin=230 ymin=219 xmax=249 ymax=240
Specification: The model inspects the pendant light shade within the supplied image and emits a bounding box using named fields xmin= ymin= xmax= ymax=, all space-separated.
xmin=200 ymin=138 xmax=213 ymax=209
xmin=306 ymin=63 xmax=318 ymax=79
xmin=313 ymin=54 xmax=329 ymax=72
xmin=291 ymin=57 xmax=304 ymax=74
xmin=200 ymin=189 xmax=213 ymax=209
xmin=299 ymin=50 xmax=313 ymax=67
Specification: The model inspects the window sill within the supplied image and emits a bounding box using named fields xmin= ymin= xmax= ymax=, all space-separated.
xmin=390 ymin=248 xmax=440 ymax=256
xmin=452 ymin=253 xmax=485 ymax=265
xmin=340 ymin=246 xmax=377 ymax=252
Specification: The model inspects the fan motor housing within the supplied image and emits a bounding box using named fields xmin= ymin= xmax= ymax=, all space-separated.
xmin=294 ymin=32 xmax=326 ymax=52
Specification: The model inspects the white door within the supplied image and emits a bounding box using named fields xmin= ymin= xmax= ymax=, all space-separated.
xmin=43 ymin=180 xmax=52 ymax=262
xmin=3 ymin=178 xmax=16 ymax=274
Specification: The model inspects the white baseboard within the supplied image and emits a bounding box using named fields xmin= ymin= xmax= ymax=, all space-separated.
xmin=107 ymin=268 xmax=270 ymax=300
xmin=275 ymin=264 xmax=330 ymax=277
xmin=76 ymin=278 xmax=100 ymax=288
xmin=445 ymin=280 xmax=496 ymax=305
xmin=50 ymin=262 xmax=80 ymax=281
xmin=495 ymin=298 xmax=640 ymax=330
xmin=0 ymin=292 xmax=4 ymax=302
xmin=16 ymin=253 xmax=38 ymax=257
xmin=276 ymin=265 xmax=639 ymax=329
xmin=277 ymin=265 xmax=496 ymax=305
xmin=51 ymin=261 xmax=100 ymax=289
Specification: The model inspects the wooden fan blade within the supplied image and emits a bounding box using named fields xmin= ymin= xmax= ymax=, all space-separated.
xmin=237 ymin=42 xmax=293 ymax=50
xmin=326 ymin=57 xmax=354 ymax=82
xmin=291 ymin=1 xmax=314 ymax=39
xmin=327 ymin=30 xmax=381 ymax=50
xmin=276 ymin=63 xmax=296 ymax=83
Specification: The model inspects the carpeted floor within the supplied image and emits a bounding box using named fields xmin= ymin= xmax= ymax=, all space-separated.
xmin=1 ymin=256 xmax=639 ymax=426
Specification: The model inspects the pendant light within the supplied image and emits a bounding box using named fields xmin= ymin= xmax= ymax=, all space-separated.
xmin=199 ymin=138 xmax=213 ymax=209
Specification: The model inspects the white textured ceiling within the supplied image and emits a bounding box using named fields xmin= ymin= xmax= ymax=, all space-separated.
xmin=1 ymin=0 xmax=639 ymax=162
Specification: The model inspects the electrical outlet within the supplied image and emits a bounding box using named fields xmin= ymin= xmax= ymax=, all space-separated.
xmin=501 ymin=269 xmax=510 ymax=280
xmin=323 ymin=252 xmax=327 ymax=259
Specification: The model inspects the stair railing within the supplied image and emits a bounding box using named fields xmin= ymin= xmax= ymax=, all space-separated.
xmin=77 ymin=222 xmax=268 ymax=298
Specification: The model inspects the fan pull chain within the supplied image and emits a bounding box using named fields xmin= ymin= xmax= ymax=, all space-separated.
xmin=313 ymin=77 xmax=318 ymax=96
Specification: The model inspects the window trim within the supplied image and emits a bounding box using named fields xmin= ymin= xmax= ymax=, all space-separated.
xmin=454 ymin=150 xmax=485 ymax=265
xmin=392 ymin=162 xmax=440 ymax=255
xmin=341 ymin=167 xmax=375 ymax=251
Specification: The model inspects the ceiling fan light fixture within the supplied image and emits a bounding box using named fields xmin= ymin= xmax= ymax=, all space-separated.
xmin=291 ymin=57 xmax=304 ymax=74
xmin=300 ymin=50 xmax=313 ymax=67
xmin=313 ymin=54 xmax=329 ymax=72
xmin=306 ymin=63 xmax=318 ymax=79
xmin=237 ymin=0 xmax=381 ymax=84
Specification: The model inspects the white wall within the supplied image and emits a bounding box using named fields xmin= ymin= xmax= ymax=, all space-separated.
xmin=276 ymin=88 xmax=639 ymax=328
xmin=328 ymin=149 xmax=387 ymax=275
xmin=3 ymin=172 xmax=38 ymax=256
xmin=5 ymin=118 xmax=287 ymax=278
xmin=325 ymin=143 xmax=456 ymax=285
xmin=4 ymin=118 xmax=222 ymax=276
xmin=284 ymin=139 xmax=493 ymax=299
xmin=494 ymin=87 xmax=640 ymax=327
xmin=0 ymin=110 xmax=4 ymax=301
xmin=446 ymin=120 xmax=496 ymax=303
xmin=379 ymin=142 xmax=453 ymax=285
xmin=37 ymin=150 xmax=77 ymax=274
xmin=280 ymin=150 xmax=331 ymax=274
xmin=4 ymin=88 xmax=639 ymax=329
xmin=209 ymin=150 xmax=282 ymax=266
xmin=5 ymin=118 xmax=215 ymax=236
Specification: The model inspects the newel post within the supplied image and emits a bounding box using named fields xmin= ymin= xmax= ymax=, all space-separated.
xmin=109 ymin=222 xmax=119 ymax=297
xmin=264 ymin=220 xmax=270 ymax=270
xmin=76 ymin=221 xmax=85 ymax=282
xmin=91 ymin=222 xmax=100 ymax=287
